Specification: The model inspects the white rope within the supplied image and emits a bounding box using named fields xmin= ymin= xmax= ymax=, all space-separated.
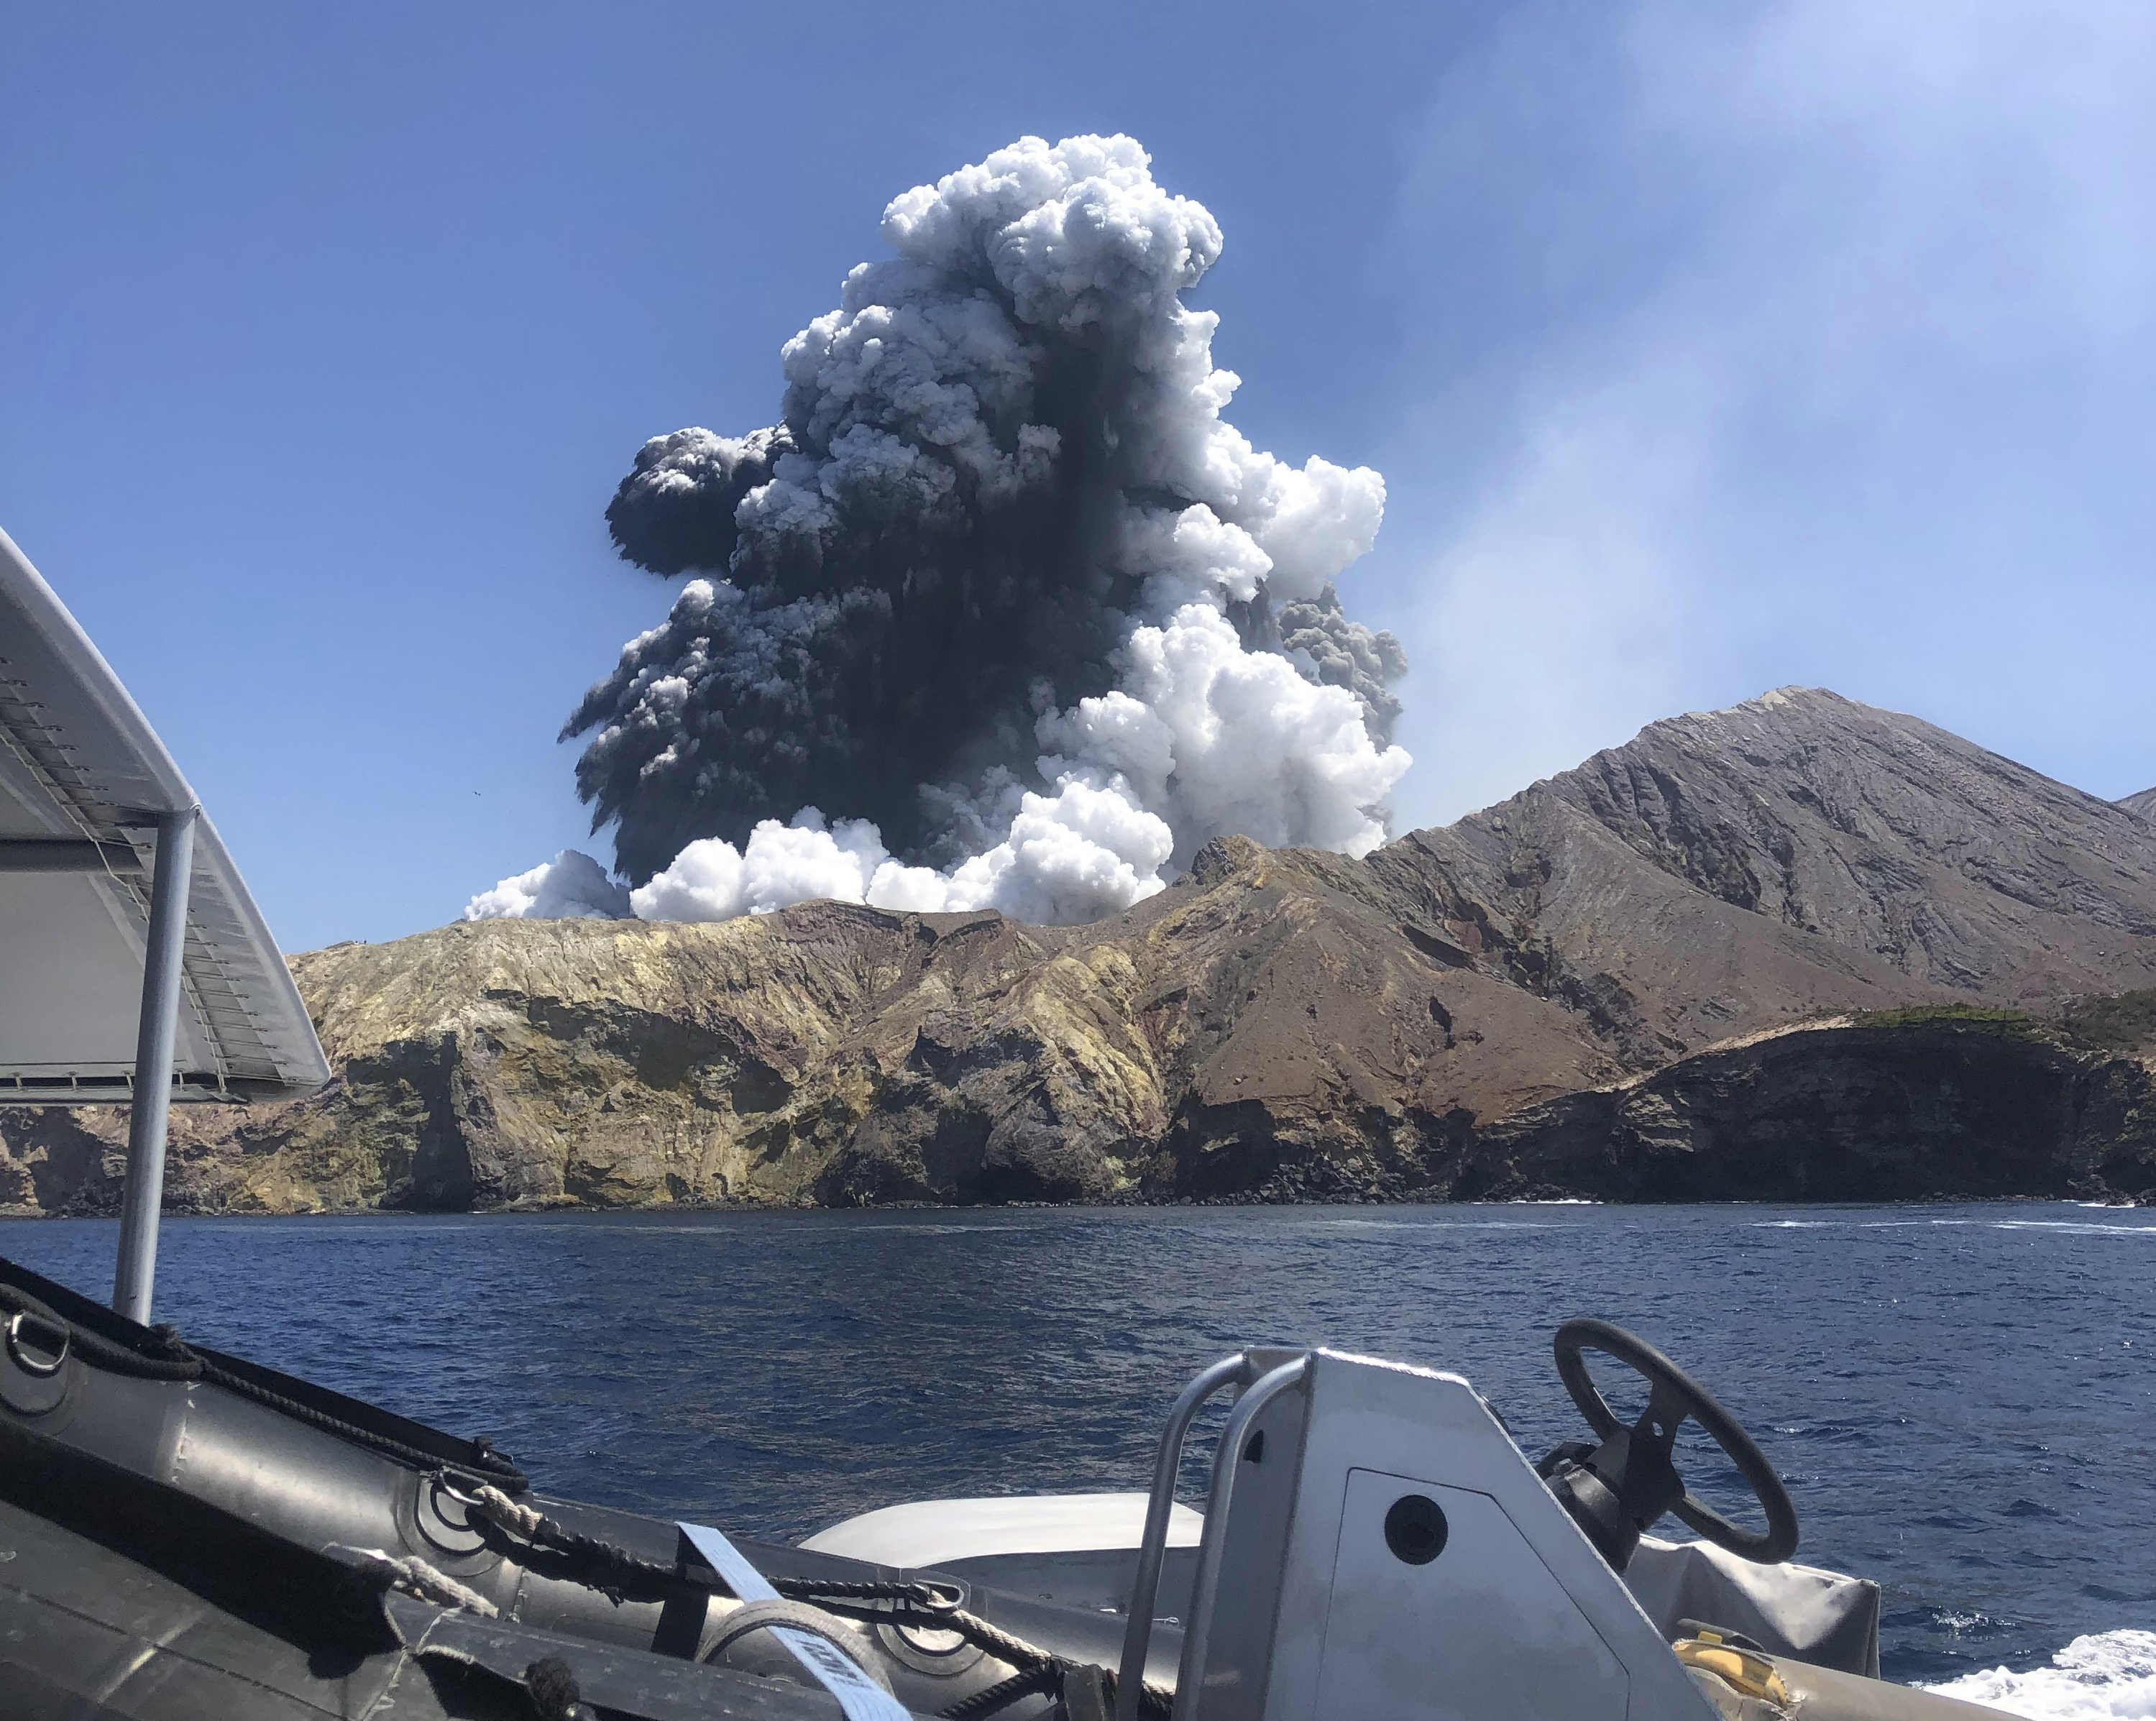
xmin=357 ymin=1548 xmax=500 ymax=1618
xmin=468 ymin=1482 xmax=545 ymax=1539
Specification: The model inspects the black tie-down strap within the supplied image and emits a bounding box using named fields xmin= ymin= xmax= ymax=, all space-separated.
xmin=380 ymin=1588 xmax=853 ymax=1720
xmin=383 ymin=1583 xmax=1153 ymax=1721
xmin=455 ymin=1484 xmax=1173 ymax=1720
xmin=0 ymin=1255 xmax=528 ymax=1491
xmin=940 ymin=1661 xmax=1107 ymax=1721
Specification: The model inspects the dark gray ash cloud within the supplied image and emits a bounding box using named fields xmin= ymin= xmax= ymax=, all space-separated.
xmin=481 ymin=134 xmax=1412 ymax=927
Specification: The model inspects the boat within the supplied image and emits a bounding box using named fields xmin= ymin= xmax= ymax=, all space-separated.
xmin=1 ymin=526 xmax=2009 ymax=1719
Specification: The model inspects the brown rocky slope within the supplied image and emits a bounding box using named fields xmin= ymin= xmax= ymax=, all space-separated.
xmin=6 ymin=689 xmax=2155 ymax=1212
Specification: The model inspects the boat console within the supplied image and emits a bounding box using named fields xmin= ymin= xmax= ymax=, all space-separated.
xmin=1128 ymin=1344 xmax=1728 ymax=1719
xmin=812 ymin=1323 xmax=2006 ymax=1721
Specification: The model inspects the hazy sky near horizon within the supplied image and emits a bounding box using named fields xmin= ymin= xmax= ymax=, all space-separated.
xmin=4 ymin=1 xmax=2151 ymax=952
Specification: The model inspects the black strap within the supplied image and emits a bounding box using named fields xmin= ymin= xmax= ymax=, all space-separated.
xmin=0 ymin=1262 xmax=527 ymax=1490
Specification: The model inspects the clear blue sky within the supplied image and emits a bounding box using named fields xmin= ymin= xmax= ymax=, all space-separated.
xmin=4 ymin=1 xmax=2150 ymax=953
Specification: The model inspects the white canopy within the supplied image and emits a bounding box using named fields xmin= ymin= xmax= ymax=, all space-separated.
xmin=0 ymin=526 xmax=329 ymax=1106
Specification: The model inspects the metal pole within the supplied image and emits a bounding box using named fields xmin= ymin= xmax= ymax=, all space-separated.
xmin=112 ymin=806 xmax=197 ymax=1323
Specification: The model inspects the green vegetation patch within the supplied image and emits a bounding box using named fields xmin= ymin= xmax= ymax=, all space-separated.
xmin=2055 ymin=988 xmax=2156 ymax=1053
xmin=1845 ymin=991 xmax=2156 ymax=1054
xmin=1847 ymin=1004 xmax=2040 ymax=1037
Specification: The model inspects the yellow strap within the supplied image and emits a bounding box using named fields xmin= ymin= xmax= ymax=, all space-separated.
xmin=1673 ymin=1636 xmax=1792 ymax=1704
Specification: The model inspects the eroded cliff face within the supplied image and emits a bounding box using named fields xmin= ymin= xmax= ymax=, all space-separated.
xmin=1472 ymin=1017 xmax=2156 ymax=1203
xmin=6 ymin=690 xmax=2155 ymax=1213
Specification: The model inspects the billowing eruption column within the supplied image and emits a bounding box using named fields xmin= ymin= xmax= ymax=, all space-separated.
xmin=469 ymin=134 xmax=1409 ymax=928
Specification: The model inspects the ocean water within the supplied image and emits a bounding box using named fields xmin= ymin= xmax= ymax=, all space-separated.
xmin=3 ymin=1201 xmax=2151 ymax=1715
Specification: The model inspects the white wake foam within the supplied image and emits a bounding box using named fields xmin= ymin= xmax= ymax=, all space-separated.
xmin=1749 ymin=1219 xmax=2156 ymax=1235
xmin=1923 ymin=1630 xmax=2156 ymax=1719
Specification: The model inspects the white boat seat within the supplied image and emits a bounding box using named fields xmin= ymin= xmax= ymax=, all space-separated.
xmin=802 ymin=1492 xmax=1203 ymax=1567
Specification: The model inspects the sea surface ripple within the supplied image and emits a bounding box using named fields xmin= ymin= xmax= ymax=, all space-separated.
xmin=3 ymin=1201 xmax=2150 ymax=1701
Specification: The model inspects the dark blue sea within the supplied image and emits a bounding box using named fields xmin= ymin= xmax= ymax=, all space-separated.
xmin=4 ymin=1202 xmax=2152 ymax=1707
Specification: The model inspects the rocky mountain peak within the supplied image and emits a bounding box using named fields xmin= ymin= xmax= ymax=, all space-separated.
xmin=1564 ymin=688 xmax=2149 ymax=896
xmin=1373 ymin=688 xmax=2156 ymax=1055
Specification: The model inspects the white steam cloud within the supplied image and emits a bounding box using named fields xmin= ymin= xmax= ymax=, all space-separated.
xmin=468 ymin=134 xmax=1407 ymax=930
xmin=464 ymin=850 xmax=630 ymax=922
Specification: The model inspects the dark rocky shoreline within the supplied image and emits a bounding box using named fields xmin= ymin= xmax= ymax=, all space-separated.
xmin=7 ymin=1009 xmax=2148 ymax=1218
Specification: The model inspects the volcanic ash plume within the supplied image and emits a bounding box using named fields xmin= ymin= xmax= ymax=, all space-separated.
xmin=468 ymin=133 xmax=1409 ymax=930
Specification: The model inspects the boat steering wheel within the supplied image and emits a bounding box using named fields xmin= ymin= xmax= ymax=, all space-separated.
xmin=1550 ymin=1317 xmax=1800 ymax=1566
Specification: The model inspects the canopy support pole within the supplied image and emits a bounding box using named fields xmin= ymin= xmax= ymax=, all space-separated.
xmin=113 ymin=806 xmax=197 ymax=1324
